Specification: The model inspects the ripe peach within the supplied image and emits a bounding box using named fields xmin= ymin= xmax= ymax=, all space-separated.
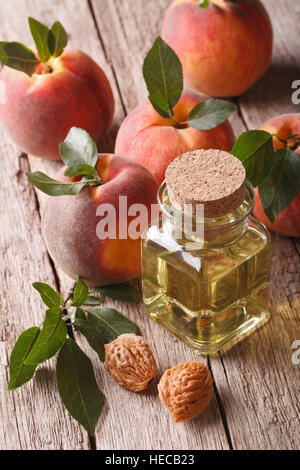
xmin=0 ymin=48 xmax=114 ymax=159
xmin=115 ymin=89 xmax=235 ymax=184
xmin=253 ymin=114 xmax=300 ymax=237
xmin=161 ymin=0 xmax=273 ymax=97
xmin=42 ymin=154 xmax=158 ymax=285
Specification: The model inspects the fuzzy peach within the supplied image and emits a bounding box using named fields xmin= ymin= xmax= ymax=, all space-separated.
xmin=115 ymin=89 xmax=235 ymax=184
xmin=253 ymin=113 xmax=300 ymax=237
xmin=0 ymin=48 xmax=114 ymax=159
xmin=161 ymin=0 xmax=273 ymax=97
xmin=42 ymin=154 xmax=158 ymax=285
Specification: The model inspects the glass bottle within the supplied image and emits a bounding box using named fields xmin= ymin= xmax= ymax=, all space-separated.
xmin=142 ymin=178 xmax=271 ymax=355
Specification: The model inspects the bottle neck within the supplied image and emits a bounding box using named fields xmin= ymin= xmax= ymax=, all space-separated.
xmin=157 ymin=180 xmax=255 ymax=250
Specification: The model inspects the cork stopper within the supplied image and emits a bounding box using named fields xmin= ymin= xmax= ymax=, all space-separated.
xmin=165 ymin=149 xmax=246 ymax=218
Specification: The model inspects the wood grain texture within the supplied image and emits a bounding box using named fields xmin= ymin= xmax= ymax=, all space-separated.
xmin=0 ymin=0 xmax=120 ymax=450
xmin=0 ymin=132 xmax=89 ymax=450
xmin=0 ymin=0 xmax=299 ymax=451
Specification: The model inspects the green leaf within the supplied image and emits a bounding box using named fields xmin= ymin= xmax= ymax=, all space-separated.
xmin=148 ymin=96 xmax=171 ymax=118
xmin=59 ymin=127 xmax=98 ymax=168
xmin=0 ymin=42 xmax=40 ymax=76
xmin=74 ymin=309 xmax=105 ymax=362
xmin=8 ymin=327 xmax=40 ymax=390
xmin=71 ymin=278 xmax=89 ymax=307
xmin=26 ymin=171 xmax=91 ymax=196
xmin=199 ymin=0 xmax=210 ymax=7
xmin=28 ymin=17 xmax=52 ymax=63
xmin=84 ymin=296 xmax=103 ymax=305
xmin=64 ymin=164 xmax=98 ymax=179
xmin=56 ymin=339 xmax=105 ymax=435
xmin=85 ymin=307 xmax=137 ymax=344
xmin=32 ymin=282 xmax=62 ymax=309
xmin=188 ymin=99 xmax=236 ymax=130
xmin=143 ymin=36 xmax=183 ymax=117
xmin=25 ymin=308 xmax=67 ymax=365
xmin=92 ymin=283 xmax=140 ymax=303
xmin=258 ymin=148 xmax=300 ymax=223
xmin=231 ymin=130 xmax=275 ymax=187
xmin=49 ymin=21 xmax=68 ymax=57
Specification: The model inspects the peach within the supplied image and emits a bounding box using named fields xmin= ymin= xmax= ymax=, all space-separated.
xmin=0 ymin=48 xmax=114 ymax=159
xmin=115 ymin=89 xmax=235 ymax=184
xmin=42 ymin=154 xmax=158 ymax=286
xmin=161 ymin=0 xmax=273 ymax=97
xmin=253 ymin=113 xmax=300 ymax=237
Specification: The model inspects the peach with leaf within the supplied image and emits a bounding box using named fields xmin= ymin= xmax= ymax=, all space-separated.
xmin=231 ymin=120 xmax=300 ymax=238
xmin=0 ymin=17 xmax=114 ymax=159
xmin=27 ymin=128 xmax=158 ymax=285
xmin=253 ymin=114 xmax=300 ymax=237
xmin=115 ymin=36 xmax=236 ymax=184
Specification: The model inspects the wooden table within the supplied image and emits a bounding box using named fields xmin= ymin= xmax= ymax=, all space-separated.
xmin=0 ymin=0 xmax=299 ymax=450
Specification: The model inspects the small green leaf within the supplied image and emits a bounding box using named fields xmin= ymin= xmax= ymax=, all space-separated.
xmin=74 ymin=310 xmax=105 ymax=362
xmin=59 ymin=127 xmax=98 ymax=168
xmin=148 ymin=96 xmax=171 ymax=118
xmin=73 ymin=307 xmax=86 ymax=330
xmin=49 ymin=21 xmax=68 ymax=57
xmin=84 ymin=296 xmax=103 ymax=305
xmin=8 ymin=327 xmax=40 ymax=390
xmin=92 ymin=283 xmax=140 ymax=303
xmin=25 ymin=308 xmax=67 ymax=365
xmin=231 ymin=130 xmax=275 ymax=187
xmin=199 ymin=0 xmax=210 ymax=7
xmin=71 ymin=278 xmax=89 ymax=307
xmin=26 ymin=171 xmax=91 ymax=196
xmin=0 ymin=42 xmax=40 ymax=76
xmin=143 ymin=36 xmax=183 ymax=117
xmin=28 ymin=17 xmax=52 ymax=63
xmin=85 ymin=307 xmax=137 ymax=344
xmin=188 ymin=99 xmax=236 ymax=130
xmin=32 ymin=282 xmax=62 ymax=308
xmin=258 ymin=148 xmax=300 ymax=223
xmin=56 ymin=339 xmax=105 ymax=435
xmin=64 ymin=164 xmax=98 ymax=179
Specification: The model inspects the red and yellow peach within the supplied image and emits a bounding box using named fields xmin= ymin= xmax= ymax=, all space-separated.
xmin=0 ymin=48 xmax=114 ymax=159
xmin=161 ymin=0 xmax=273 ymax=97
xmin=253 ymin=113 xmax=300 ymax=237
xmin=115 ymin=89 xmax=235 ymax=184
xmin=42 ymin=154 xmax=158 ymax=285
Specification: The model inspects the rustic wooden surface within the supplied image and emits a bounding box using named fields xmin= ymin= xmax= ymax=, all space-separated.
xmin=0 ymin=0 xmax=299 ymax=450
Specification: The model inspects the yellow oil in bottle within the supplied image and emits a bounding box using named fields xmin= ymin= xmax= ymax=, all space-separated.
xmin=142 ymin=184 xmax=271 ymax=355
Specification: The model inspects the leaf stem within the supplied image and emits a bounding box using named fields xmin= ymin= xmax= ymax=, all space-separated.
xmin=168 ymin=112 xmax=188 ymax=129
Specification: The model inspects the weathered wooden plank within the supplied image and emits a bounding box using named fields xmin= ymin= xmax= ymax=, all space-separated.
xmin=0 ymin=132 xmax=89 ymax=449
xmin=213 ymin=0 xmax=300 ymax=450
xmin=210 ymin=234 xmax=300 ymax=450
xmin=91 ymin=0 xmax=300 ymax=450
xmin=238 ymin=0 xmax=300 ymax=124
xmin=0 ymin=0 xmax=124 ymax=449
